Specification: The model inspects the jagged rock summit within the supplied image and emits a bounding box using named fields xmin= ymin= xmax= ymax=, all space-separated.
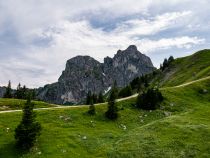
xmin=37 ymin=45 xmax=155 ymax=104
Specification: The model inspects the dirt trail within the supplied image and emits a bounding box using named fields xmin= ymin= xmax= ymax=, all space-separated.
xmin=0 ymin=76 xmax=209 ymax=114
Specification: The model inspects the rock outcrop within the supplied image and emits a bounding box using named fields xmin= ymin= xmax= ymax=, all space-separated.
xmin=37 ymin=45 xmax=155 ymax=104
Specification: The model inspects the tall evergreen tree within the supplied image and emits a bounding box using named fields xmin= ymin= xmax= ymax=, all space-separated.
xmin=97 ymin=92 xmax=104 ymax=103
xmin=86 ymin=91 xmax=92 ymax=105
xmin=168 ymin=56 xmax=174 ymax=63
xmin=92 ymin=93 xmax=98 ymax=104
xmin=105 ymin=83 xmax=118 ymax=120
xmin=22 ymin=85 xmax=27 ymax=99
xmin=4 ymin=80 xmax=12 ymax=98
xmin=15 ymin=94 xmax=41 ymax=150
xmin=15 ymin=83 xmax=22 ymax=99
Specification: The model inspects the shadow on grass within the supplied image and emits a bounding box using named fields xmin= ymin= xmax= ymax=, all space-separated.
xmin=0 ymin=142 xmax=28 ymax=158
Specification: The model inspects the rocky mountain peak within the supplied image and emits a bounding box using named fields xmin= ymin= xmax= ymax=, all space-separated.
xmin=37 ymin=45 xmax=155 ymax=104
xmin=126 ymin=45 xmax=138 ymax=51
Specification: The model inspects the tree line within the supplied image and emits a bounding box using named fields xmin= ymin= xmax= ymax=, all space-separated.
xmin=3 ymin=80 xmax=36 ymax=100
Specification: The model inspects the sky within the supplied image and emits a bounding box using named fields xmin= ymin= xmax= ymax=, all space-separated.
xmin=0 ymin=0 xmax=210 ymax=88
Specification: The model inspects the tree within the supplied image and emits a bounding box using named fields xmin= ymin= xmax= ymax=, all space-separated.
xmin=136 ymin=88 xmax=163 ymax=110
xmin=118 ymin=85 xmax=132 ymax=98
xmin=130 ymin=77 xmax=140 ymax=90
xmin=161 ymin=56 xmax=174 ymax=71
xmin=92 ymin=93 xmax=98 ymax=104
xmin=22 ymin=85 xmax=27 ymax=99
xmin=88 ymin=104 xmax=96 ymax=115
xmin=4 ymin=80 xmax=12 ymax=98
xmin=105 ymin=83 xmax=118 ymax=120
xmin=168 ymin=56 xmax=174 ymax=63
xmin=97 ymin=92 xmax=104 ymax=103
xmin=86 ymin=91 xmax=92 ymax=105
xmin=15 ymin=83 xmax=22 ymax=99
xmin=15 ymin=94 xmax=41 ymax=150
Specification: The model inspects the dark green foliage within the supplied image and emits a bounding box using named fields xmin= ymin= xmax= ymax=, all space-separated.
xmin=105 ymin=83 xmax=118 ymax=120
xmin=88 ymin=104 xmax=96 ymax=115
xmin=130 ymin=75 xmax=151 ymax=93
xmin=168 ymin=56 xmax=174 ymax=63
xmin=118 ymin=85 xmax=132 ymax=98
xmin=86 ymin=91 xmax=92 ymax=105
xmin=3 ymin=80 xmax=12 ymax=98
xmin=14 ymin=84 xmax=31 ymax=100
xmin=130 ymin=77 xmax=141 ymax=90
xmin=136 ymin=88 xmax=163 ymax=110
xmin=15 ymin=95 xmax=41 ymax=150
xmin=15 ymin=83 xmax=22 ymax=99
xmin=86 ymin=91 xmax=105 ymax=105
xmin=92 ymin=93 xmax=98 ymax=104
xmin=161 ymin=56 xmax=174 ymax=71
xmin=97 ymin=92 xmax=104 ymax=103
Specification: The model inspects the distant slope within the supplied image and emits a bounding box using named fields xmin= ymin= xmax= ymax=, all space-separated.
xmin=156 ymin=49 xmax=210 ymax=87
xmin=0 ymin=98 xmax=57 ymax=111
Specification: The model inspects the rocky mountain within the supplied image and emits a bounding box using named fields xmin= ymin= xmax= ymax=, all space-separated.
xmin=37 ymin=45 xmax=155 ymax=104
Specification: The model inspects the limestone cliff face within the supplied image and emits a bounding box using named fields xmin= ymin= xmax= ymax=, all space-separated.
xmin=37 ymin=45 xmax=155 ymax=104
xmin=104 ymin=45 xmax=154 ymax=87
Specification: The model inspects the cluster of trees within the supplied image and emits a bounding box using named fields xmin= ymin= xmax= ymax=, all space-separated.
xmin=160 ymin=56 xmax=174 ymax=71
xmin=3 ymin=81 xmax=36 ymax=100
xmin=15 ymin=94 xmax=41 ymax=150
xmin=129 ymin=75 xmax=150 ymax=92
xmin=86 ymin=91 xmax=104 ymax=105
xmin=86 ymin=82 xmax=119 ymax=120
xmin=136 ymin=88 xmax=163 ymax=110
xmin=118 ymin=85 xmax=132 ymax=98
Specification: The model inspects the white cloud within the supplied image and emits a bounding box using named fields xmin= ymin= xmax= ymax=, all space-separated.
xmin=113 ymin=11 xmax=192 ymax=37
xmin=0 ymin=0 xmax=209 ymax=88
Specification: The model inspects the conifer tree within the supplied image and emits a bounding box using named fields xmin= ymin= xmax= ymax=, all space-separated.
xmin=4 ymin=80 xmax=12 ymax=98
xmin=105 ymin=83 xmax=118 ymax=120
xmin=15 ymin=83 xmax=22 ymax=99
xmin=97 ymin=92 xmax=104 ymax=103
xmin=86 ymin=91 xmax=92 ymax=105
xmin=15 ymin=94 xmax=41 ymax=150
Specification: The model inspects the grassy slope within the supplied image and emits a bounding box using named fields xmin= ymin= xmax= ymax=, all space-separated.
xmin=0 ymin=78 xmax=209 ymax=158
xmin=0 ymin=98 xmax=56 ymax=111
xmin=155 ymin=49 xmax=210 ymax=87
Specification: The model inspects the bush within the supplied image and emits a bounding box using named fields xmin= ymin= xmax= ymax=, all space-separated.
xmin=15 ymin=95 xmax=41 ymax=150
xmin=136 ymin=88 xmax=163 ymax=110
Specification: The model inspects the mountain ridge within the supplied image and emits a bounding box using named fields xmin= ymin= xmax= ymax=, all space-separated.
xmin=37 ymin=45 xmax=155 ymax=104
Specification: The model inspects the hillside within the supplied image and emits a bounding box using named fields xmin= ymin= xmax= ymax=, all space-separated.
xmin=154 ymin=49 xmax=210 ymax=87
xmin=0 ymin=98 xmax=57 ymax=111
xmin=0 ymin=77 xmax=209 ymax=157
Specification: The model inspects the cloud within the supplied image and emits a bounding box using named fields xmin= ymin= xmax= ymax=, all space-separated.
xmin=113 ymin=11 xmax=192 ymax=37
xmin=0 ymin=0 xmax=209 ymax=88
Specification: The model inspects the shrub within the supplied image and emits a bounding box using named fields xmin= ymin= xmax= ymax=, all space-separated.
xmin=136 ymin=88 xmax=163 ymax=110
